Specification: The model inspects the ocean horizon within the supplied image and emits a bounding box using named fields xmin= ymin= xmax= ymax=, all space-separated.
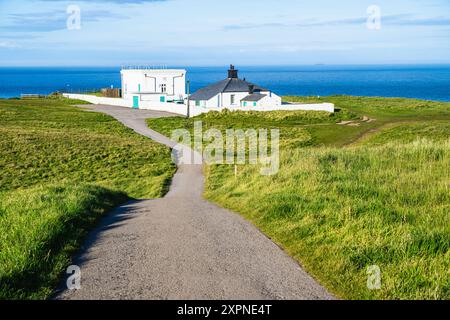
xmin=1 ymin=64 xmax=450 ymax=102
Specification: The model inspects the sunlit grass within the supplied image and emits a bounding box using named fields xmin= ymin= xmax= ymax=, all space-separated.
xmin=0 ymin=184 xmax=128 ymax=299
xmin=0 ymin=98 xmax=175 ymax=299
xmin=205 ymin=140 xmax=450 ymax=299
xmin=148 ymin=95 xmax=450 ymax=300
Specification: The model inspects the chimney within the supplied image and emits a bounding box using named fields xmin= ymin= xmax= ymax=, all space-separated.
xmin=248 ymin=84 xmax=255 ymax=94
xmin=228 ymin=64 xmax=238 ymax=79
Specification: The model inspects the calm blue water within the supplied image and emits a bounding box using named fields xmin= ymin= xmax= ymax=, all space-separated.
xmin=1 ymin=65 xmax=450 ymax=102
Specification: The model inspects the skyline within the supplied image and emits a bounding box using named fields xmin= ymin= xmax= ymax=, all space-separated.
xmin=0 ymin=0 xmax=449 ymax=66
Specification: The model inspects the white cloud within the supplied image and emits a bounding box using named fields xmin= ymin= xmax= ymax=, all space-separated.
xmin=0 ymin=41 xmax=19 ymax=48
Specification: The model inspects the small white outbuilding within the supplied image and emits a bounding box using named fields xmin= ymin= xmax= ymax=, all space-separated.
xmin=120 ymin=67 xmax=186 ymax=109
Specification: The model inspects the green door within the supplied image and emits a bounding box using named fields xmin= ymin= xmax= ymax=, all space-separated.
xmin=133 ymin=96 xmax=139 ymax=109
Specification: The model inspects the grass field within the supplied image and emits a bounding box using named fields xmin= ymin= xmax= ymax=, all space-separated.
xmin=0 ymin=97 xmax=175 ymax=299
xmin=147 ymin=95 xmax=450 ymax=300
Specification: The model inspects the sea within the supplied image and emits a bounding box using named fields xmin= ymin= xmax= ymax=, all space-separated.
xmin=1 ymin=65 xmax=450 ymax=102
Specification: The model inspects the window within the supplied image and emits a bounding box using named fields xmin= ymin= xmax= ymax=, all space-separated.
xmin=161 ymin=84 xmax=167 ymax=93
xmin=160 ymin=96 xmax=165 ymax=103
xmin=195 ymin=100 xmax=200 ymax=107
xmin=253 ymin=102 xmax=257 ymax=107
xmin=231 ymin=95 xmax=235 ymax=105
xmin=243 ymin=102 xmax=247 ymax=107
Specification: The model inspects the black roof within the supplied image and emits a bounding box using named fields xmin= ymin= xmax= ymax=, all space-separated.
xmin=190 ymin=78 xmax=268 ymax=101
xmin=241 ymin=93 xmax=267 ymax=102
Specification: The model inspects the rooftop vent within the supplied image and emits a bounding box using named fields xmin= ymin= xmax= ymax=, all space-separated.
xmin=228 ymin=64 xmax=238 ymax=79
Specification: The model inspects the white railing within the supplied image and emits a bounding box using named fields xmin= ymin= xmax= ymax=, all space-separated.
xmin=120 ymin=65 xmax=169 ymax=70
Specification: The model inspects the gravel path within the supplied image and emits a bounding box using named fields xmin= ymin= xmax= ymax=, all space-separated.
xmin=56 ymin=105 xmax=334 ymax=300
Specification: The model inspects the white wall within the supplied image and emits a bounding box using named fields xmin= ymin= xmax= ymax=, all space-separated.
xmin=256 ymin=92 xmax=282 ymax=107
xmin=271 ymin=93 xmax=283 ymax=105
xmin=206 ymin=95 xmax=220 ymax=108
xmin=63 ymin=93 xmax=187 ymax=115
xmin=64 ymin=94 xmax=133 ymax=107
xmin=221 ymin=92 xmax=249 ymax=108
xmin=188 ymin=102 xmax=335 ymax=117
xmin=256 ymin=103 xmax=335 ymax=113
xmin=64 ymin=93 xmax=334 ymax=118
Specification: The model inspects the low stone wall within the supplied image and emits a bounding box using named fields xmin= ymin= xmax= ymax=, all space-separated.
xmin=63 ymin=93 xmax=334 ymax=117
xmin=63 ymin=94 xmax=132 ymax=107
xmin=63 ymin=93 xmax=187 ymax=116
xmin=190 ymin=103 xmax=335 ymax=117
xmin=274 ymin=103 xmax=335 ymax=113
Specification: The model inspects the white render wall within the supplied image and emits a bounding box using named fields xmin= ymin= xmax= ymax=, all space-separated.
xmin=221 ymin=92 xmax=251 ymax=108
xmin=257 ymin=93 xmax=282 ymax=107
xmin=63 ymin=93 xmax=334 ymax=118
xmin=246 ymin=95 xmax=272 ymax=107
xmin=188 ymin=102 xmax=335 ymax=117
xmin=63 ymin=93 xmax=188 ymax=116
xmin=121 ymin=69 xmax=186 ymax=101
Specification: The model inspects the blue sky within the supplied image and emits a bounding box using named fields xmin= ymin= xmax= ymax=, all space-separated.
xmin=0 ymin=0 xmax=449 ymax=66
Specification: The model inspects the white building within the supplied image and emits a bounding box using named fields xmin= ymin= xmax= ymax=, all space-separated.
xmin=189 ymin=65 xmax=282 ymax=109
xmin=64 ymin=65 xmax=334 ymax=116
xmin=121 ymin=68 xmax=186 ymax=109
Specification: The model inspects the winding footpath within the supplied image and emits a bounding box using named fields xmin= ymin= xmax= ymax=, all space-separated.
xmin=56 ymin=105 xmax=334 ymax=300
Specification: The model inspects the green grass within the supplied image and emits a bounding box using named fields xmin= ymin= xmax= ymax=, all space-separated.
xmin=284 ymin=95 xmax=450 ymax=120
xmin=356 ymin=121 xmax=450 ymax=146
xmin=147 ymin=95 xmax=450 ymax=300
xmin=147 ymin=108 xmax=358 ymax=150
xmin=0 ymin=98 xmax=175 ymax=299
xmin=0 ymin=184 xmax=128 ymax=299
xmin=284 ymin=95 xmax=450 ymax=146
xmin=205 ymin=141 xmax=449 ymax=300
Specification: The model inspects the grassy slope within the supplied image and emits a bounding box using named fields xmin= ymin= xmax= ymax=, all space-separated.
xmin=147 ymin=95 xmax=450 ymax=300
xmin=286 ymin=95 xmax=450 ymax=146
xmin=0 ymin=98 xmax=175 ymax=299
xmin=147 ymin=108 xmax=358 ymax=150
